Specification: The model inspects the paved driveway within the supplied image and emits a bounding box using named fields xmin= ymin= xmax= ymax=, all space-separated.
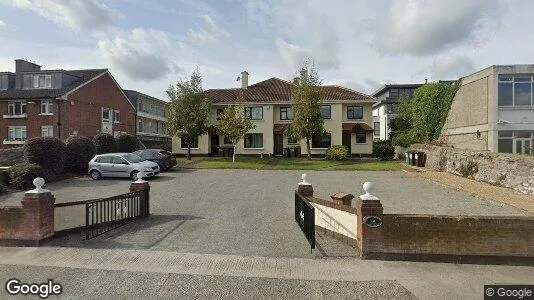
xmin=21 ymin=169 xmax=524 ymax=258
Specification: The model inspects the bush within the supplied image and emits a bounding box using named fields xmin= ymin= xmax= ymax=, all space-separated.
xmin=65 ymin=136 xmax=96 ymax=173
xmin=0 ymin=183 xmax=5 ymax=194
xmin=372 ymin=140 xmax=395 ymax=161
xmin=0 ymin=169 xmax=10 ymax=185
xmin=23 ymin=137 xmax=66 ymax=174
xmin=116 ymin=133 xmax=139 ymax=153
xmin=9 ymin=163 xmax=46 ymax=190
xmin=325 ymin=145 xmax=349 ymax=161
xmin=93 ymin=133 xmax=117 ymax=154
xmin=392 ymin=131 xmax=422 ymax=148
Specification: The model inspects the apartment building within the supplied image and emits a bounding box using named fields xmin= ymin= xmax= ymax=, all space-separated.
xmin=371 ymin=84 xmax=422 ymax=140
xmin=441 ymin=65 xmax=534 ymax=154
xmin=172 ymin=70 xmax=376 ymax=157
xmin=0 ymin=59 xmax=135 ymax=148
xmin=123 ymin=90 xmax=170 ymax=146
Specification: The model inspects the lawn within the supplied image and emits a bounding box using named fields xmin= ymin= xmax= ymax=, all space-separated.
xmin=176 ymin=156 xmax=402 ymax=171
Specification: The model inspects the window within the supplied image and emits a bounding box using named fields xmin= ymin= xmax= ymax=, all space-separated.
xmin=33 ymin=74 xmax=52 ymax=89
xmin=41 ymin=100 xmax=53 ymax=114
xmin=244 ymin=133 xmax=263 ymax=148
xmin=7 ymin=126 xmax=27 ymax=141
xmin=181 ymin=137 xmax=199 ymax=148
xmin=374 ymin=122 xmax=380 ymax=136
xmin=0 ymin=75 xmax=7 ymax=90
xmin=356 ymin=133 xmax=367 ymax=144
xmin=8 ymin=101 xmax=26 ymax=116
xmin=223 ymin=136 xmax=232 ymax=144
xmin=41 ymin=126 xmax=53 ymax=137
xmin=216 ymin=108 xmax=224 ymax=121
xmin=312 ymin=133 xmax=331 ymax=148
xmin=138 ymin=119 xmax=143 ymax=132
xmin=245 ymin=107 xmax=263 ymax=120
xmin=498 ymin=75 xmax=533 ymax=106
xmin=389 ymin=88 xmax=399 ymax=98
xmin=96 ymin=155 xmax=112 ymax=163
xmin=347 ymin=106 xmax=363 ymax=119
xmin=112 ymin=156 xmax=128 ymax=165
xmin=280 ymin=107 xmax=293 ymax=120
xmin=113 ymin=110 xmax=120 ymax=123
xmin=102 ymin=107 xmax=111 ymax=122
xmin=320 ymin=105 xmax=331 ymax=119
xmin=288 ymin=137 xmax=298 ymax=144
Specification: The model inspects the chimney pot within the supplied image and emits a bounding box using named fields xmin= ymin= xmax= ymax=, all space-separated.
xmin=241 ymin=71 xmax=249 ymax=89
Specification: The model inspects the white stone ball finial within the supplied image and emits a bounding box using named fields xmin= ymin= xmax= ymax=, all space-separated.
xmin=299 ymin=173 xmax=310 ymax=185
xmin=359 ymin=181 xmax=379 ymax=200
xmin=27 ymin=177 xmax=49 ymax=194
xmin=135 ymin=171 xmax=147 ymax=183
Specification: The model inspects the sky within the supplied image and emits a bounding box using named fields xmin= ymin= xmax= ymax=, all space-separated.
xmin=0 ymin=0 xmax=531 ymax=100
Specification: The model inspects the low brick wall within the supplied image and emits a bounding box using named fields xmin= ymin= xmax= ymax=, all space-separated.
xmin=0 ymin=147 xmax=24 ymax=166
xmin=412 ymin=144 xmax=534 ymax=195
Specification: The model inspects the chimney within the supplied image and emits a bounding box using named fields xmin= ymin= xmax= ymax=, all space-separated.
xmin=293 ymin=76 xmax=300 ymax=85
xmin=15 ymin=59 xmax=41 ymax=89
xmin=241 ymin=71 xmax=249 ymax=89
xmin=300 ymin=68 xmax=308 ymax=84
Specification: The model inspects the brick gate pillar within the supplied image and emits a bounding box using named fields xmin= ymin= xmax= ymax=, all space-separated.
xmin=297 ymin=173 xmax=313 ymax=197
xmin=356 ymin=182 xmax=384 ymax=259
xmin=129 ymin=171 xmax=151 ymax=216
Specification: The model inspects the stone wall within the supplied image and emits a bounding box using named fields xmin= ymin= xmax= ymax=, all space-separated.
xmin=412 ymin=144 xmax=534 ymax=195
xmin=0 ymin=147 xmax=24 ymax=166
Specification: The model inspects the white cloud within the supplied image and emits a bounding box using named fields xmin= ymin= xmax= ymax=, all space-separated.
xmin=0 ymin=20 xmax=6 ymax=27
xmin=98 ymin=28 xmax=177 ymax=82
xmin=429 ymin=54 xmax=476 ymax=80
xmin=188 ymin=15 xmax=230 ymax=44
xmin=3 ymin=0 xmax=120 ymax=30
xmin=368 ymin=0 xmax=501 ymax=56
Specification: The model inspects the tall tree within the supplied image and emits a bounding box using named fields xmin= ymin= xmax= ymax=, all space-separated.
xmin=217 ymin=106 xmax=256 ymax=163
xmin=286 ymin=66 xmax=326 ymax=160
xmin=166 ymin=69 xmax=211 ymax=160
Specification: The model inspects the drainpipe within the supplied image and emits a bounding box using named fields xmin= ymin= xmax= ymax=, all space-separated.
xmin=56 ymin=98 xmax=62 ymax=140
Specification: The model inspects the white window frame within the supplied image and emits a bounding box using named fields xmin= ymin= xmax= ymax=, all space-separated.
xmin=41 ymin=125 xmax=53 ymax=137
xmin=34 ymin=74 xmax=52 ymax=89
xmin=6 ymin=101 xmax=27 ymax=116
xmin=102 ymin=107 xmax=111 ymax=122
xmin=498 ymin=75 xmax=534 ymax=107
xmin=7 ymin=126 xmax=27 ymax=141
xmin=40 ymin=100 xmax=53 ymax=115
xmin=113 ymin=110 xmax=120 ymax=123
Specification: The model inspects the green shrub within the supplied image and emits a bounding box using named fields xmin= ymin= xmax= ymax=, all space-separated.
xmin=325 ymin=145 xmax=349 ymax=161
xmin=392 ymin=131 xmax=422 ymax=148
xmin=0 ymin=183 xmax=5 ymax=195
xmin=65 ymin=136 xmax=96 ymax=173
xmin=0 ymin=169 xmax=10 ymax=185
xmin=458 ymin=161 xmax=478 ymax=178
xmin=23 ymin=137 xmax=66 ymax=174
xmin=9 ymin=163 xmax=46 ymax=190
xmin=93 ymin=133 xmax=117 ymax=154
xmin=116 ymin=133 xmax=139 ymax=153
xmin=372 ymin=140 xmax=395 ymax=161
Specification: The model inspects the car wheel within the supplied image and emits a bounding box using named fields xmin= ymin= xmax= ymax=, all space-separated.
xmin=130 ymin=170 xmax=139 ymax=181
xmin=156 ymin=162 xmax=165 ymax=172
xmin=90 ymin=170 xmax=102 ymax=180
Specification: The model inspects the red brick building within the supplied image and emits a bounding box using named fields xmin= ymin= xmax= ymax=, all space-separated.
xmin=0 ymin=59 xmax=135 ymax=148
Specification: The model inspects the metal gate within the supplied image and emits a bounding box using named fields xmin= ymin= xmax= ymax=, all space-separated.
xmin=295 ymin=191 xmax=315 ymax=251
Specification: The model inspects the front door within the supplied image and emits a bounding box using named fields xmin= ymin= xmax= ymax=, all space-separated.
xmin=342 ymin=133 xmax=351 ymax=155
xmin=274 ymin=134 xmax=284 ymax=156
xmin=210 ymin=134 xmax=220 ymax=156
xmin=514 ymin=138 xmax=532 ymax=155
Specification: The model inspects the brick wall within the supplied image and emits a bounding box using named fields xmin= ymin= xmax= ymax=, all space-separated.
xmin=64 ymin=72 xmax=136 ymax=138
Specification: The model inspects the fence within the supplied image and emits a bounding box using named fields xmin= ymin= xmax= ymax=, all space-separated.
xmin=294 ymin=191 xmax=315 ymax=251
xmin=85 ymin=190 xmax=149 ymax=240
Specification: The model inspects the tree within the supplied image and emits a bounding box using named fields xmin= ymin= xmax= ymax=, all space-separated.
xmin=286 ymin=66 xmax=326 ymax=160
xmin=166 ymin=69 xmax=211 ymax=160
xmin=217 ymin=106 xmax=256 ymax=163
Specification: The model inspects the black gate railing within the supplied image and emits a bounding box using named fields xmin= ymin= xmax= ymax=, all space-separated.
xmin=85 ymin=190 xmax=149 ymax=240
xmin=295 ymin=191 xmax=315 ymax=251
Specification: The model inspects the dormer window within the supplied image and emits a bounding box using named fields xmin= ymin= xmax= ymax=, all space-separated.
xmin=34 ymin=74 xmax=52 ymax=88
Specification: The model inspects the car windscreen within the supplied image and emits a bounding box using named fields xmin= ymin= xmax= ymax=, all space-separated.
xmin=122 ymin=154 xmax=144 ymax=163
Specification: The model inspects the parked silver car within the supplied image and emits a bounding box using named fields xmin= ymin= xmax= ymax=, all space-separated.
xmin=88 ymin=153 xmax=160 ymax=180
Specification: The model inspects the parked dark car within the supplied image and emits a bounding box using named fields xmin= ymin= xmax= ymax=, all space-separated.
xmin=133 ymin=149 xmax=177 ymax=171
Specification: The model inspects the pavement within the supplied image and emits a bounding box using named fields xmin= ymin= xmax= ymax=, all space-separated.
xmin=0 ymin=246 xmax=533 ymax=299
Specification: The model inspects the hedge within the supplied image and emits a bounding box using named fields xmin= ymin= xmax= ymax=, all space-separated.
xmin=93 ymin=133 xmax=117 ymax=154
xmin=372 ymin=140 xmax=395 ymax=161
xmin=23 ymin=137 xmax=66 ymax=174
xmin=9 ymin=162 xmax=46 ymax=190
xmin=117 ymin=133 xmax=139 ymax=153
xmin=65 ymin=136 xmax=96 ymax=173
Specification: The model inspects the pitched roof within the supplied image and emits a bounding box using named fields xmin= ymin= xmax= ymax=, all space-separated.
xmin=0 ymin=69 xmax=107 ymax=100
xmin=123 ymin=89 xmax=168 ymax=109
xmin=204 ymin=77 xmax=374 ymax=103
